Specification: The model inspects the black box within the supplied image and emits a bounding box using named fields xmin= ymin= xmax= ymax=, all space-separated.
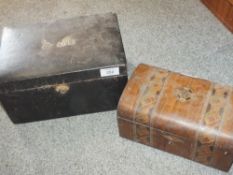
xmin=0 ymin=13 xmax=127 ymax=123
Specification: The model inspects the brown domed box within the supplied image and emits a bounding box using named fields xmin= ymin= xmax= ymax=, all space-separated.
xmin=201 ymin=0 xmax=233 ymax=33
xmin=0 ymin=13 xmax=127 ymax=123
xmin=117 ymin=64 xmax=233 ymax=171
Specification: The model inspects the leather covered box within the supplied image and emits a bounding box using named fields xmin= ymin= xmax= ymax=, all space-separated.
xmin=202 ymin=0 xmax=233 ymax=33
xmin=117 ymin=64 xmax=233 ymax=171
xmin=0 ymin=13 xmax=127 ymax=123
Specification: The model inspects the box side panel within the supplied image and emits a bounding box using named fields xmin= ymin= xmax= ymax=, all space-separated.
xmin=0 ymin=76 xmax=127 ymax=123
xmin=210 ymin=88 xmax=233 ymax=171
xmin=117 ymin=64 xmax=156 ymax=120
xmin=217 ymin=0 xmax=232 ymax=21
xmin=216 ymin=0 xmax=233 ymax=32
xmin=190 ymin=84 xmax=231 ymax=170
xmin=0 ymin=65 xmax=127 ymax=92
xmin=202 ymin=0 xmax=233 ymax=33
xmin=151 ymin=129 xmax=194 ymax=159
xmin=117 ymin=117 xmax=194 ymax=159
xmin=225 ymin=3 xmax=233 ymax=31
xmin=202 ymin=0 xmax=219 ymax=12
xmin=118 ymin=118 xmax=134 ymax=140
xmin=118 ymin=117 xmax=151 ymax=145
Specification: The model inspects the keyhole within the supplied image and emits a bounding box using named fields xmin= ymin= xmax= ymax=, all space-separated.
xmin=175 ymin=87 xmax=192 ymax=102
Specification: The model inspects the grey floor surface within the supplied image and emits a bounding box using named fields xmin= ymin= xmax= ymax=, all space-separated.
xmin=0 ymin=0 xmax=233 ymax=174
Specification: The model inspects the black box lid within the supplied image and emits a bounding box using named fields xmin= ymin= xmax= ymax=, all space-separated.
xmin=0 ymin=13 xmax=127 ymax=93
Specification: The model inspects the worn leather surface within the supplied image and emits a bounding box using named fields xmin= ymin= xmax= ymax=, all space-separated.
xmin=117 ymin=64 xmax=233 ymax=171
xmin=0 ymin=13 xmax=126 ymax=84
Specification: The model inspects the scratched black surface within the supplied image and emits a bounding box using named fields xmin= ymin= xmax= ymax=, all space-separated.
xmin=0 ymin=13 xmax=126 ymax=85
xmin=0 ymin=13 xmax=127 ymax=123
